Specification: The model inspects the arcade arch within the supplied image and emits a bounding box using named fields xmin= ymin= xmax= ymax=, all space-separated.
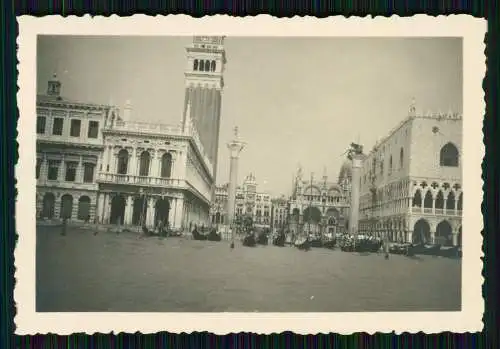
xmin=436 ymin=220 xmax=453 ymax=246
xmin=154 ymin=198 xmax=170 ymax=227
xmin=110 ymin=195 xmax=126 ymax=225
xmin=42 ymin=192 xmax=55 ymax=219
xmin=413 ymin=219 xmax=430 ymax=244
xmin=60 ymin=194 xmax=73 ymax=219
xmin=77 ymin=196 xmax=91 ymax=221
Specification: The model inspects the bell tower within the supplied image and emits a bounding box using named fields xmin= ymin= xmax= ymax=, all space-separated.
xmin=182 ymin=36 xmax=227 ymax=177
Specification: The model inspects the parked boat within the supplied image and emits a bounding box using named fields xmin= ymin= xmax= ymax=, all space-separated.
xmin=295 ymin=236 xmax=311 ymax=251
xmin=408 ymin=243 xmax=441 ymax=256
xmin=207 ymin=228 xmax=222 ymax=242
xmin=438 ymin=246 xmax=462 ymax=258
xmin=308 ymin=234 xmax=323 ymax=248
xmin=356 ymin=239 xmax=383 ymax=253
xmin=337 ymin=234 xmax=382 ymax=253
xmin=321 ymin=233 xmax=336 ymax=249
xmin=243 ymin=233 xmax=257 ymax=247
xmin=257 ymin=231 xmax=268 ymax=245
xmin=272 ymin=231 xmax=286 ymax=247
xmin=389 ymin=243 xmax=411 ymax=255
xmin=192 ymin=227 xmax=207 ymax=241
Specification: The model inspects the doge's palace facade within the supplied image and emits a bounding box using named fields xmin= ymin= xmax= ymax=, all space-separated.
xmin=358 ymin=102 xmax=463 ymax=246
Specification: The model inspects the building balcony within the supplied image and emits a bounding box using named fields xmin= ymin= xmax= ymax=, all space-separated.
xmin=97 ymin=172 xmax=186 ymax=189
xmin=362 ymin=207 xmax=462 ymax=219
xmin=410 ymin=206 xmax=462 ymax=217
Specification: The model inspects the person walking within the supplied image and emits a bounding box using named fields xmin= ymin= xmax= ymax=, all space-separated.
xmin=157 ymin=219 xmax=164 ymax=237
xmin=383 ymin=234 xmax=390 ymax=259
xmin=61 ymin=217 xmax=68 ymax=236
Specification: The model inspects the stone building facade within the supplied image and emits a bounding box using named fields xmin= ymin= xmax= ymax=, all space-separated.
xmin=288 ymin=167 xmax=351 ymax=235
xmin=358 ymin=104 xmax=463 ymax=246
xmin=36 ymin=36 xmax=226 ymax=231
xmin=36 ymin=74 xmax=109 ymax=223
xmin=271 ymin=196 xmax=289 ymax=231
xmin=209 ymin=173 xmax=273 ymax=229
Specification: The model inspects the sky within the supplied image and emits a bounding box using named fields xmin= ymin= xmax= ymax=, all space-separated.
xmin=37 ymin=36 xmax=462 ymax=197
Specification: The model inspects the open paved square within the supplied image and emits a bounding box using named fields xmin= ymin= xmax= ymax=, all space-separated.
xmin=36 ymin=226 xmax=461 ymax=312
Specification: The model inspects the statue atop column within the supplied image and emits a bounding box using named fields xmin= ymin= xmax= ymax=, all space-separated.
xmin=226 ymin=126 xmax=246 ymax=244
xmin=347 ymin=141 xmax=365 ymax=237
xmin=346 ymin=142 xmax=364 ymax=161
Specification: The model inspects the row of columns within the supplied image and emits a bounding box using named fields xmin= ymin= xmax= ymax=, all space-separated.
xmin=358 ymin=225 xmax=461 ymax=246
xmin=97 ymin=192 xmax=184 ymax=229
xmin=182 ymin=198 xmax=210 ymax=230
xmin=411 ymin=192 xmax=463 ymax=215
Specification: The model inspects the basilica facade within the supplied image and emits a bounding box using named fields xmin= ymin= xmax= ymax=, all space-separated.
xmin=288 ymin=167 xmax=352 ymax=235
xmin=36 ymin=36 xmax=226 ymax=231
xmin=357 ymin=104 xmax=463 ymax=247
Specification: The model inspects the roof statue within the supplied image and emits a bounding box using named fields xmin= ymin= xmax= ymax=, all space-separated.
xmin=409 ymin=97 xmax=416 ymax=115
xmin=346 ymin=142 xmax=364 ymax=161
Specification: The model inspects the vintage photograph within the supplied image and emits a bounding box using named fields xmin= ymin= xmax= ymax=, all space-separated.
xmin=35 ymin=34 xmax=464 ymax=312
xmin=15 ymin=15 xmax=485 ymax=335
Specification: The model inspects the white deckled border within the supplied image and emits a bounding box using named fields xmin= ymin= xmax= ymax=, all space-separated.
xmin=15 ymin=14 xmax=485 ymax=335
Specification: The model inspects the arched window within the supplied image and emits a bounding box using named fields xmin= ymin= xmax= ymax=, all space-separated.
xmin=380 ymin=161 xmax=384 ymax=175
xmin=139 ymin=151 xmax=151 ymax=176
xmin=423 ymin=190 xmax=433 ymax=209
xmin=204 ymin=60 xmax=210 ymax=72
xmin=400 ymin=147 xmax=404 ymax=169
xmin=199 ymin=60 xmax=205 ymax=71
xmin=210 ymin=60 xmax=216 ymax=72
xmin=440 ymin=142 xmax=459 ymax=167
xmin=193 ymin=59 xmax=198 ymax=71
xmin=389 ymin=156 xmax=393 ymax=175
xmin=435 ymin=190 xmax=444 ymax=209
xmin=117 ymin=149 xmax=129 ymax=175
xmin=446 ymin=191 xmax=455 ymax=210
xmin=161 ymin=152 xmax=172 ymax=178
xmin=457 ymin=193 xmax=463 ymax=211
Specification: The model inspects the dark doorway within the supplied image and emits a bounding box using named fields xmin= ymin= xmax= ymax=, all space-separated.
xmin=154 ymin=198 xmax=170 ymax=227
xmin=60 ymin=194 xmax=73 ymax=220
xmin=110 ymin=195 xmax=126 ymax=225
xmin=42 ymin=193 xmax=55 ymax=219
xmin=132 ymin=197 xmax=147 ymax=225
